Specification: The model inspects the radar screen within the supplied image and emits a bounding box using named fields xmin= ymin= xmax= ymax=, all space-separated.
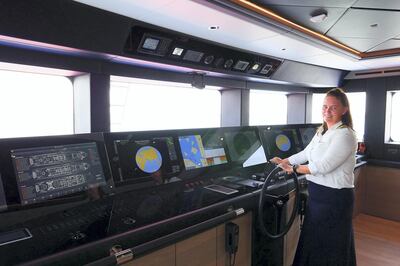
xmin=224 ymin=128 xmax=267 ymax=167
xmin=299 ymin=125 xmax=319 ymax=148
xmin=114 ymin=137 xmax=181 ymax=184
xmin=11 ymin=142 xmax=107 ymax=205
xmin=178 ymin=133 xmax=227 ymax=170
xmin=262 ymin=127 xmax=302 ymax=160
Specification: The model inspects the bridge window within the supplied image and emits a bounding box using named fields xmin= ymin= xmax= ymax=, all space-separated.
xmin=249 ymin=90 xmax=287 ymax=125
xmin=110 ymin=77 xmax=221 ymax=131
xmin=385 ymin=91 xmax=400 ymax=143
xmin=0 ymin=69 xmax=73 ymax=139
xmin=312 ymin=92 xmax=366 ymax=141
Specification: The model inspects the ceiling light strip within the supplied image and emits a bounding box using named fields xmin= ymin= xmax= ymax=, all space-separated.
xmin=232 ymin=0 xmax=362 ymax=57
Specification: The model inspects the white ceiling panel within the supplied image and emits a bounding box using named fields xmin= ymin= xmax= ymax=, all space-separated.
xmin=368 ymin=39 xmax=400 ymax=52
xmin=74 ymin=0 xmax=176 ymax=22
xmin=249 ymin=33 xmax=329 ymax=60
xmin=327 ymin=8 xmax=400 ymax=39
xmin=301 ymin=52 xmax=400 ymax=71
xmin=295 ymin=53 xmax=362 ymax=70
xmin=256 ymin=5 xmax=347 ymax=34
xmin=333 ymin=37 xmax=386 ymax=52
xmin=353 ymin=0 xmax=400 ymax=10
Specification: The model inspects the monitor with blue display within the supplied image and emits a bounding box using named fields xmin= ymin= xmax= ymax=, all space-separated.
xmin=178 ymin=133 xmax=227 ymax=170
xmin=114 ymin=137 xmax=181 ymax=185
xmin=262 ymin=127 xmax=302 ymax=160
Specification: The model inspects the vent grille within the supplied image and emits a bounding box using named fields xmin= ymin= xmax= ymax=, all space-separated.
xmin=355 ymin=71 xmax=382 ymax=76
xmin=347 ymin=68 xmax=400 ymax=79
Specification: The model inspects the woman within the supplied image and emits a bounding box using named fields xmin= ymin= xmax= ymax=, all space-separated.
xmin=272 ymin=88 xmax=357 ymax=266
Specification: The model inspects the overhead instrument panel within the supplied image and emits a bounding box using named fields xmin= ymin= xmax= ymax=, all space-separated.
xmin=11 ymin=143 xmax=108 ymax=205
xmin=124 ymin=25 xmax=282 ymax=78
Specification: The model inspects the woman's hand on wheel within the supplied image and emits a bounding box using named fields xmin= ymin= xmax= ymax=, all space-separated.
xmin=270 ymin=157 xmax=282 ymax=164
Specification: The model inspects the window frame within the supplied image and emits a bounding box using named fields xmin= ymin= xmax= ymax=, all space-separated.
xmin=385 ymin=90 xmax=400 ymax=144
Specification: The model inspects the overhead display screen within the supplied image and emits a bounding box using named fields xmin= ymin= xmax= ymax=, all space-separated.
xmin=262 ymin=128 xmax=302 ymax=160
xmin=114 ymin=137 xmax=181 ymax=184
xmin=224 ymin=129 xmax=267 ymax=167
xmin=178 ymin=133 xmax=227 ymax=170
xmin=11 ymin=142 xmax=107 ymax=205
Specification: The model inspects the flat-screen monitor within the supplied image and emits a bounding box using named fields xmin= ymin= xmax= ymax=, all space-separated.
xmin=178 ymin=133 xmax=227 ymax=170
xmin=224 ymin=128 xmax=267 ymax=167
xmin=10 ymin=142 xmax=107 ymax=205
xmin=298 ymin=125 xmax=319 ymax=148
xmin=114 ymin=137 xmax=181 ymax=184
xmin=262 ymin=127 xmax=302 ymax=160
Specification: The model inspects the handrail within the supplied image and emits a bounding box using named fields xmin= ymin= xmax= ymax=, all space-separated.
xmin=85 ymin=208 xmax=245 ymax=266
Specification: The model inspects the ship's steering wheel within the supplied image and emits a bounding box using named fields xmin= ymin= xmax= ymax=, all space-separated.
xmin=258 ymin=165 xmax=300 ymax=239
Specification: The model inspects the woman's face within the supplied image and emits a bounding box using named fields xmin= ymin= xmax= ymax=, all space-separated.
xmin=322 ymin=96 xmax=348 ymax=127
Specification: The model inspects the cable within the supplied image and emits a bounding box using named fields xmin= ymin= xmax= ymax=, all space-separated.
xmin=228 ymin=250 xmax=237 ymax=266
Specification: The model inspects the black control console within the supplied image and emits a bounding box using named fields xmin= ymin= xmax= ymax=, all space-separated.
xmin=0 ymin=124 xmax=319 ymax=265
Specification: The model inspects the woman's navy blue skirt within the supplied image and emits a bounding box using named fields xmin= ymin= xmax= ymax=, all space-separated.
xmin=293 ymin=181 xmax=356 ymax=266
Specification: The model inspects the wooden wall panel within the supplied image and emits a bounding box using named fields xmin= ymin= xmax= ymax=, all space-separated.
xmin=176 ymin=228 xmax=217 ymax=266
xmin=123 ymin=245 xmax=175 ymax=266
xmin=364 ymin=165 xmax=400 ymax=222
xmin=353 ymin=166 xmax=367 ymax=217
xmin=216 ymin=212 xmax=252 ymax=266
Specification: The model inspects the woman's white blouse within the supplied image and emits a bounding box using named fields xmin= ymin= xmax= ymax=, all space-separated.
xmin=288 ymin=121 xmax=358 ymax=189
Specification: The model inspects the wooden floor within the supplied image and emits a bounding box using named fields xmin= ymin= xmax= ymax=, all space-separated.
xmin=353 ymin=214 xmax=400 ymax=266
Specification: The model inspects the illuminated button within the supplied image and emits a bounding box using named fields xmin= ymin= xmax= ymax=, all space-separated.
xmin=251 ymin=63 xmax=261 ymax=71
xmin=172 ymin=47 xmax=184 ymax=56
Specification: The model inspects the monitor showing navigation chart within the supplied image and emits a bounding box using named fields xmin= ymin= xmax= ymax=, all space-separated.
xmin=262 ymin=127 xmax=302 ymax=160
xmin=11 ymin=142 xmax=108 ymax=205
xmin=178 ymin=132 xmax=228 ymax=170
xmin=114 ymin=137 xmax=182 ymax=185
